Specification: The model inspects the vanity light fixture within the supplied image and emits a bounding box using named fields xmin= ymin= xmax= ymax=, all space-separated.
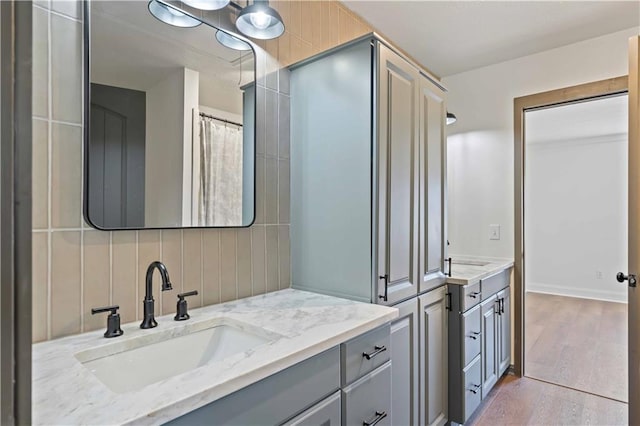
xmin=235 ymin=0 xmax=285 ymax=40
xmin=148 ymin=0 xmax=202 ymax=28
xmin=216 ymin=30 xmax=252 ymax=51
xmin=183 ymin=0 xmax=230 ymax=10
xmin=446 ymin=111 xmax=457 ymax=125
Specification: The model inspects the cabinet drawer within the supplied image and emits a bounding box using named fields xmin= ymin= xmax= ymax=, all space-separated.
xmin=480 ymin=269 xmax=509 ymax=301
xmin=461 ymin=281 xmax=481 ymax=311
xmin=462 ymin=355 xmax=482 ymax=423
xmin=342 ymin=362 xmax=391 ymax=426
xmin=283 ymin=391 xmax=341 ymax=426
xmin=165 ymin=347 xmax=340 ymax=426
xmin=341 ymin=324 xmax=391 ymax=386
xmin=462 ymin=304 xmax=481 ymax=366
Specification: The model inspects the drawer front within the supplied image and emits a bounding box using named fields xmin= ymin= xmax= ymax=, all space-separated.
xmin=283 ymin=391 xmax=341 ymax=426
xmin=166 ymin=347 xmax=340 ymax=426
xmin=341 ymin=324 xmax=391 ymax=386
xmin=462 ymin=355 xmax=482 ymax=423
xmin=342 ymin=362 xmax=391 ymax=426
xmin=480 ymin=269 xmax=509 ymax=301
xmin=462 ymin=304 xmax=482 ymax=366
xmin=461 ymin=281 xmax=481 ymax=311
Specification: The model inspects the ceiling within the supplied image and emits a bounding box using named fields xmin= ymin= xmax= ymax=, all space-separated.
xmin=526 ymin=94 xmax=628 ymax=144
xmin=342 ymin=1 xmax=640 ymax=77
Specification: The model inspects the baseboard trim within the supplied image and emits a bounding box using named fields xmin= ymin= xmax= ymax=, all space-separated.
xmin=526 ymin=282 xmax=627 ymax=303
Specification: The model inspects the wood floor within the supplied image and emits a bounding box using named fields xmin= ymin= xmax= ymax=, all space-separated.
xmin=469 ymin=375 xmax=628 ymax=425
xmin=525 ymin=292 xmax=627 ymax=402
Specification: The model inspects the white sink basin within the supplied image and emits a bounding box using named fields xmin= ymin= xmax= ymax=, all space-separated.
xmin=76 ymin=320 xmax=276 ymax=393
xmin=451 ymin=259 xmax=490 ymax=267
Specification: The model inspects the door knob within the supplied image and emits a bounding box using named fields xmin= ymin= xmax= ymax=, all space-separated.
xmin=616 ymin=272 xmax=637 ymax=287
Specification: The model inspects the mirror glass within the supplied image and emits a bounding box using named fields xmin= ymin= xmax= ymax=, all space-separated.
xmin=85 ymin=1 xmax=256 ymax=229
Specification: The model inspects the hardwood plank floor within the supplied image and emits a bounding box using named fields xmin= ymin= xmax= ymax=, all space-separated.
xmin=525 ymin=292 xmax=628 ymax=402
xmin=469 ymin=375 xmax=628 ymax=426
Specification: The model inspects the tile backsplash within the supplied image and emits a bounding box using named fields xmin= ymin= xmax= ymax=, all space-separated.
xmin=32 ymin=0 xmax=373 ymax=342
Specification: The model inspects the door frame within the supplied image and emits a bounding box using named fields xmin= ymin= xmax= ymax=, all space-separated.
xmin=513 ymin=75 xmax=628 ymax=377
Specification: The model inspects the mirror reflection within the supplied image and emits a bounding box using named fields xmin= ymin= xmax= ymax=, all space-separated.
xmin=86 ymin=1 xmax=256 ymax=229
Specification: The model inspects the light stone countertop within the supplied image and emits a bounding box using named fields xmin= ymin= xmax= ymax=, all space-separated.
xmin=32 ymin=289 xmax=398 ymax=426
xmin=446 ymin=255 xmax=514 ymax=285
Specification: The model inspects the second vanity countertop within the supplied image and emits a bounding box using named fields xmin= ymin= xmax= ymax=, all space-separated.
xmin=32 ymin=289 xmax=398 ymax=425
xmin=446 ymin=255 xmax=514 ymax=285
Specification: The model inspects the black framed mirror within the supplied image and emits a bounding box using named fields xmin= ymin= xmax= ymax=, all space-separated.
xmin=84 ymin=1 xmax=256 ymax=229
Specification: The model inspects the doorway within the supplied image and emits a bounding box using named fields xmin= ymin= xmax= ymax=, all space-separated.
xmin=523 ymin=94 xmax=628 ymax=402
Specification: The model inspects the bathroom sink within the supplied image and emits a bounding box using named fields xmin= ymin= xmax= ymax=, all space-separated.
xmin=76 ymin=321 xmax=274 ymax=393
xmin=451 ymin=259 xmax=490 ymax=267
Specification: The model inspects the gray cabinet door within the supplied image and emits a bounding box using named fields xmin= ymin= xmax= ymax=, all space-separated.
xmin=481 ymin=296 xmax=499 ymax=396
xmin=342 ymin=363 xmax=392 ymax=426
xmin=418 ymin=75 xmax=447 ymax=294
xmin=390 ymin=298 xmax=419 ymax=426
xmin=377 ymin=43 xmax=420 ymax=306
xmin=419 ymin=286 xmax=448 ymax=426
xmin=497 ymin=287 xmax=511 ymax=376
xmin=283 ymin=391 xmax=341 ymax=426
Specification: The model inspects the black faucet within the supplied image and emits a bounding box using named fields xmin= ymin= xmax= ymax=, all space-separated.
xmin=140 ymin=261 xmax=173 ymax=329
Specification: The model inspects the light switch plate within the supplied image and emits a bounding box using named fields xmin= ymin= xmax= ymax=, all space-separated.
xmin=489 ymin=224 xmax=500 ymax=240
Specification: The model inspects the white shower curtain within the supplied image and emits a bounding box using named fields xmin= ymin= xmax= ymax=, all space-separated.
xmin=199 ymin=118 xmax=243 ymax=226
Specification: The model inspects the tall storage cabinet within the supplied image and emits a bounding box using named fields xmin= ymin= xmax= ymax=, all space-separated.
xmin=290 ymin=34 xmax=447 ymax=426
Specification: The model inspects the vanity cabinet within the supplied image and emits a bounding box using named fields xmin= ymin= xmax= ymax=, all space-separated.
xmin=497 ymin=287 xmax=511 ymax=376
xmin=480 ymin=296 xmax=499 ymax=395
xmin=166 ymin=324 xmax=391 ymax=426
xmin=390 ymin=298 xmax=419 ymax=426
xmin=447 ymin=269 xmax=511 ymax=424
xmin=419 ymin=286 xmax=448 ymax=426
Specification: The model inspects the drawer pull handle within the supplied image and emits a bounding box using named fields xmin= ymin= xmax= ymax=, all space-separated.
xmin=467 ymin=331 xmax=482 ymax=340
xmin=363 ymin=345 xmax=387 ymax=360
xmin=468 ymin=384 xmax=481 ymax=394
xmin=468 ymin=292 xmax=482 ymax=299
xmin=363 ymin=410 xmax=387 ymax=426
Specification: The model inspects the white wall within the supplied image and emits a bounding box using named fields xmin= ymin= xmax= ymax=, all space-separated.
xmin=444 ymin=26 xmax=639 ymax=258
xmin=145 ymin=67 xmax=199 ymax=227
xmin=524 ymin=97 xmax=628 ymax=303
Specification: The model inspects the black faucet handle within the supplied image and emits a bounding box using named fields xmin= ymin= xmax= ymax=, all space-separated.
xmin=175 ymin=290 xmax=199 ymax=321
xmin=178 ymin=290 xmax=198 ymax=299
xmin=91 ymin=305 xmax=124 ymax=338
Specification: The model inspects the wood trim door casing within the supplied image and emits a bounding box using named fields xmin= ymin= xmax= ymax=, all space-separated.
xmin=628 ymin=35 xmax=639 ymax=426
xmin=513 ymin=75 xmax=628 ymax=377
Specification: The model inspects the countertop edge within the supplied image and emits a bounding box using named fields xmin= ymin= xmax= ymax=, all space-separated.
xmin=445 ymin=258 xmax=514 ymax=286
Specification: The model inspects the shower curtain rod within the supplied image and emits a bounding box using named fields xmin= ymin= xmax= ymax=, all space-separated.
xmin=199 ymin=112 xmax=243 ymax=127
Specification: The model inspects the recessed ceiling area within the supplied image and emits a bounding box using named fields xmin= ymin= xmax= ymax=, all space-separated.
xmin=342 ymin=1 xmax=640 ymax=77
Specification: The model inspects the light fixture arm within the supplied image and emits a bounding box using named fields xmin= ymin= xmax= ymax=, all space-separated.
xmin=228 ymin=1 xmax=243 ymax=11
